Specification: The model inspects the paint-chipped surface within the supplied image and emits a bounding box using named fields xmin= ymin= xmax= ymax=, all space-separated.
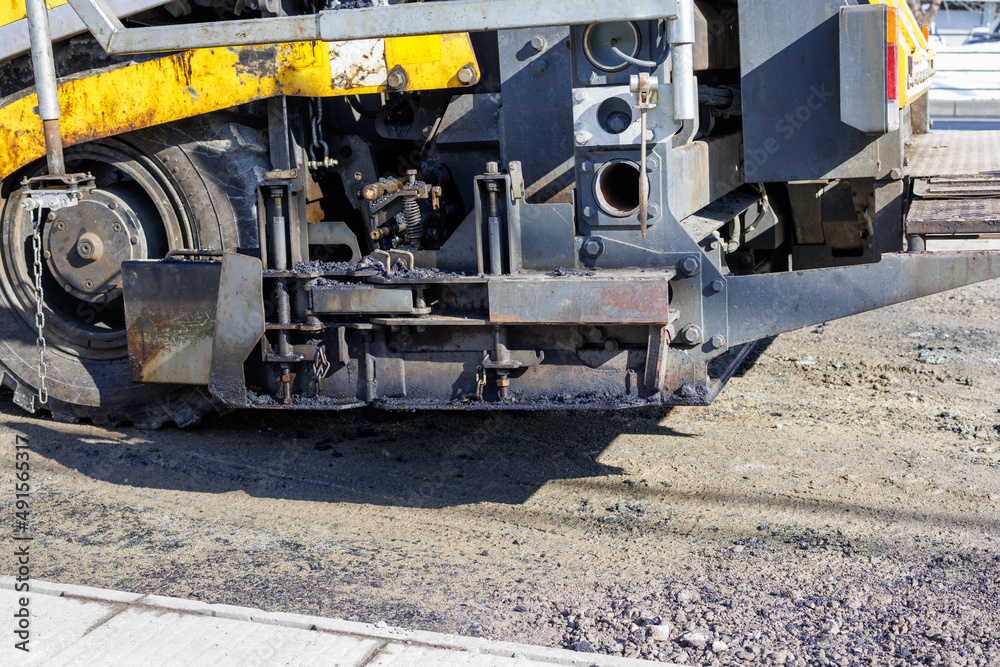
xmin=329 ymin=38 xmax=387 ymax=89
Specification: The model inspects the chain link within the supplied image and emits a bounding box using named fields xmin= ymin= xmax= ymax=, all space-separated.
xmin=30 ymin=206 xmax=48 ymax=404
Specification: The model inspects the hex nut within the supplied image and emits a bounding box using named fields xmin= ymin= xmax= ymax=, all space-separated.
xmin=531 ymin=60 xmax=547 ymax=74
xmin=573 ymin=89 xmax=587 ymax=103
xmin=711 ymin=278 xmax=725 ymax=293
xmin=575 ymin=131 xmax=591 ymax=145
xmin=387 ymin=70 xmax=406 ymax=90
xmin=583 ymin=239 xmax=602 ymax=257
xmin=583 ymin=206 xmax=596 ymax=218
xmin=679 ymin=256 xmax=700 ymax=277
xmin=581 ymin=161 xmax=594 ymax=173
xmin=710 ymin=335 xmax=726 ymax=349
xmin=457 ymin=65 xmax=477 ymax=85
xmin=679 ymin=325 xmax=703 ymax=345
xmin=530 ymin=35 xmax=546 ymax=52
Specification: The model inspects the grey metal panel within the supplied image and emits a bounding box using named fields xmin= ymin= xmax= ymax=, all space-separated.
xmin=122 ymin=260 xmax=222 ymax=385
xmin=209 ymin=253 xmax=265 ymax=407
xmin=739 ymin=0 xmax=900 ymax=181
xmin=488 ymin=275 xmax=674 ymax=324
xmin=728 ymin=251 xmax=1000 ymax=345
xmin=839 ymin=5 xmax=890 ymax=134
xmin=307 ymin=221 xmax=362 ymax=263
xmin=0 ymin=0 xmax=169 ymax=62
xmin=498 ymin=27 xmax=575 ymax=205
xmin=310 ymin=285 xmax=415 ymax=315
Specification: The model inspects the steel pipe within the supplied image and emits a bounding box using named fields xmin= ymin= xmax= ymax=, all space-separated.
xmin=668 ymin=0 xmax=696 ymax=122
xmin=25 ymin=0 xmax=65 ymax=174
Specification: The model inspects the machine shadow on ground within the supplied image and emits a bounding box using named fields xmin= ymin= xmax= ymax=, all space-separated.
xmin=5 ymin=397 xmax=692 ymax=508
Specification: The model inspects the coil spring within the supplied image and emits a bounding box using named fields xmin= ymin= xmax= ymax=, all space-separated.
xmin=403 ymin=195 xmax=423 ymax=244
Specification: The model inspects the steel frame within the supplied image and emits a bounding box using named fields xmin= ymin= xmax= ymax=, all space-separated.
xmin=66 ymin=0 xmax=678 ymax=55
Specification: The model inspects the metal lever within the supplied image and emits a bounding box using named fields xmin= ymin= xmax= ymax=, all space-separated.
xmin=631 ymin=73 xmax=658 ymax=239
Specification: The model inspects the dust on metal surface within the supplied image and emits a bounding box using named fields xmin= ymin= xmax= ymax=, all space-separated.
xmin=122 ymin=260 xmax=221 ymax=385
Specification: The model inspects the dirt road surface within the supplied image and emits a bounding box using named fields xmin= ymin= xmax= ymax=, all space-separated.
xmin=2 ymin=280 xmax=1000 ymax=667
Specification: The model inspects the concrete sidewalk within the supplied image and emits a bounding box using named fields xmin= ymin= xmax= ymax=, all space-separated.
xmin=0 ymin=577 xmax=671 ymax=666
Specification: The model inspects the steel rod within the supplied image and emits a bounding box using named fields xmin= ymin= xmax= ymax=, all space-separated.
xmin=25 ymin=0 xmax=65 ymax=175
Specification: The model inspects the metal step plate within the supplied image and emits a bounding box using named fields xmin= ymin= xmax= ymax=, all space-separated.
xmin=913 ymin=175 xmax=1000 ymax=199
xmin=906 ymin=198 xmax=1000 ymax=235
xmin=906 ymin=130 xmax=1000 ymax=178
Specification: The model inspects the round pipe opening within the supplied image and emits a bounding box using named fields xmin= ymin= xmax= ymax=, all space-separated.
xmin=583 ymin=22 xmax=641 ymax=73
xmin=594 ymin=160 xmax=646 ymax=218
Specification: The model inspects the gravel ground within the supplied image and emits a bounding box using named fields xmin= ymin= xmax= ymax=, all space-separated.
xmin=2 ymin=280 xmax=1000 ymax=667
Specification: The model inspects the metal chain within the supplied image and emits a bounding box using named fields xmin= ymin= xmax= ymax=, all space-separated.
xmin=30 ymin=206 xmax=48 ymax=404
xmin=313 ymin=345 xmax=331 ymax=392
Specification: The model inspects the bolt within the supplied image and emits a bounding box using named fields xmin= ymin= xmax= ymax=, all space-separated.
xmin=354 ymin=172 xmax=363 ymax=181
xmin=645 ymin=129 xmax=655 ymax=141
xmin=678 ymin=256 xmax=700 ymax=277
xmin=581 ymin=161 xmax=594 ymax=173
xmin=710 ymin=335 xmax=727 ymax=350
xmin=530 ymin=35 xmax=546 ymax=52
xmin=679 ymin=325 xmax=703 ymax=346
xmin=583 ymin=238 xmax=602 ymax=257
xmin=583 ymin=206 xmax=595 ymax=218
xmin=47 ymin=212 xmax=56 ymax=221
xmin=130 ymin=236 xmax=139 ymax=245
xmin=108 ymin=201 xmax=117 ymax=210
xmin=457 ymin=65 xmax=477 ymax=85
xmin=646 ymin=156 xmax=658 ymax=172
xmin=387 ymin=70 xmax=406 ymax=90
xmin=890 ymin=167 xmax=903 ymax=180
xmin=647 ymin=203 xmax=660 ymax=219
xmin=573 ymin=89 xmax=587 ymax=104
xmin=607 ymin=111 xmax=630 ymax=133
xmin=711 ymin=278 xmax=725 ymax=293
xmin=575 ymin=130 xmax=591 ymax=146
xmin=63 ymin=284 xmax=73 ymax=292
xmin=486 ymin=161 xmax=500 ymax=174
xmin=604 ymin=339 xmax=619 ymax=352
xmin=531 ymin=60 xmax=546 ymax=74
xmin=43 ymin=251 xmax=51 ymax=259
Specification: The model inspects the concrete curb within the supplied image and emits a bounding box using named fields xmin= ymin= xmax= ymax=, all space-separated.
xmin=1 ymin=577 xmax=675 ymax=666
xmin=930 ymin=98 xmax=1000 ymax=117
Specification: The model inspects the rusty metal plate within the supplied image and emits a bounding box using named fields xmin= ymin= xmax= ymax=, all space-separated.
xmin=906 ymin=198 xmax=1000 ymax=235
xmin=209 ymin=253 xmax=265 ymax=407
xmin=122 ymin=260 xmax=221 ymax=385
xmin=310 ymin=284 xmax=416 ymax=315
xmin=488 ymin=275 xmax=673 ymax=324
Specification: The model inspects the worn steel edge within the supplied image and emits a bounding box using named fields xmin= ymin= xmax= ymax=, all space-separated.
xmin=727 ymin=251 xmax=1000 ymax=346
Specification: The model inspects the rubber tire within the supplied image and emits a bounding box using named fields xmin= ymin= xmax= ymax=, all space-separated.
xmin=0 ymin=115 xmax=269 ymax=428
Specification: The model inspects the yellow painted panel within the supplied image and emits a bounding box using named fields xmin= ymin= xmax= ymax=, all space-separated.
xmin=0 ymin=34 xmax=479 ymax=178
xmin=385 ymin=35 xmax=443 ymax=65
xmin=0 ymin=0 xmax=67 ymax=28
